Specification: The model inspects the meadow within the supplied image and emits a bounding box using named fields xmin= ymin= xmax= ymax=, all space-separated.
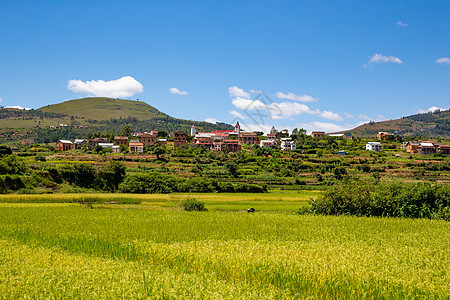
xmin=0 ymin=193 xmax=448 ymax=299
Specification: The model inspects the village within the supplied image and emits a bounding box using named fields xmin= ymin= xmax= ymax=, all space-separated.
xmin=54 ymin=122 xmax=450 ymax=155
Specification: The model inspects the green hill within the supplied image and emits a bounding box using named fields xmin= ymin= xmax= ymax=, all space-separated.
xmin=39 ymin=97 xmax=166 ymax=121
xmin=338 ymin=109 xmax=450 ymax=139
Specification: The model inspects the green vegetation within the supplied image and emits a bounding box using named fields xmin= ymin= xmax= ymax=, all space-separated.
xmin=311 ymin=179 xmax=450 ymax=220
xmin=0 ymin=202 xmax=448 ymax=298
xmin=183 ymin=198 xmax=207 ymax=211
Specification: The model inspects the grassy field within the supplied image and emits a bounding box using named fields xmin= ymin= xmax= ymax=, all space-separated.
xmin=0 ymin=193 xmax=448 ymax=299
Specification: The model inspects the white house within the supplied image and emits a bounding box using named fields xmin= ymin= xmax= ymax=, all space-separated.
xmin=260 ymin=140 xmax=277 ymax=147
xmin=281 ymin=138 xmax=296 ymax=151
xmin=366 ymin=142 xmax=383 ymax=152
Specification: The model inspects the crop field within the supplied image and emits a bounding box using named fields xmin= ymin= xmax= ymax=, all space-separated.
xmin=0 ymin=193 xmax=448 ymax=299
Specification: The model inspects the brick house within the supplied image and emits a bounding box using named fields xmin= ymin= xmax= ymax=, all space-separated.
xmin=418 ymin=142 xmax=436 ymax=155
xmin=129 ymin=140 xmax=144 ymax=153
xmin=311 ymin=131 xmax=325 ymax=138
xmin=222 ymin=140 xmax=241 ymax=152
xmin=114 ymin=136 xmax=129 ymax=146
xmin=173 ymin=131 xmax=188 ymax=147
xmin=55 ymin=140 xmax=74 ymax=151
xmin=239 ymin=132 xmax=258 ymax=145
xmin=377 ymin=132 xmax=395 ymax=140
xmin=140 ymin=133 xmax=157 ymax=146
xmin=406 ymin=141 xmax=420 ymax=154
xmin=438 ymin=145 xmax=450 ymax=154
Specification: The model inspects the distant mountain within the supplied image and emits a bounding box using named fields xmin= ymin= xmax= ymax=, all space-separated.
xmin=0 ymin=98 xmax=233 ymax=144
xmin=337 ymin=110 xmax=450 ymax=139
xmin=39 ymin=97 xmax=166 ymax=121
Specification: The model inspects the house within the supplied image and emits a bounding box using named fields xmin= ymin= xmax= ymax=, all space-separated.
xmin=260 ymin=140 xmax=277 ymax=148
xmin=438 ymin=145 xmax=450 ymax=154
xmin=114 ymin=136 xmax=129 ymax=146
xmin=173 ymin=131 xmax=188 ymax=147
xmin=221 ymin=140 xmax=241 ymax=152
xmin=366 ymin=142 xmax=383 ymax=152
xmin=406 ymin=141 xmax=420 ymax=154
xmin=112 ymin=145 xmax=120 ymax=153
xmin=129 ymin=140 xmax=144 ymax=153
xmin=239 ymin=132 xmax=258 ymax=145
xmin=196 ymin=142 xmax=214 ymax=150
xmin=74 ymin=139 xmax=87 ymax=149
xmin=266 ymin=133 xmax=277 ymax=140
xmin=377 ymin=132 xmax=395 ymax=140
xmin=140 ymin=133 xmax=157 ymax=146
xmin=280 ymin=138 xmax=296 ymax=151
xmin=418 ymin=142 xmax=436 ymax=155
xmin=400 ymin=142 xmax=408 ymax=150
xmin=88 ymin=138 xmax=108 ymax=149
xmin=157 ymin=139 xmax=167 ymax=144
xmin=311 ymin=131 xmax=325 ymax=139
xmin=55 ymin=140 xmax=74 ymax=151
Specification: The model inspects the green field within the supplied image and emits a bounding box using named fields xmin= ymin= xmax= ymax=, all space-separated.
xmin=0 ymin=193 xmax=448 ymax=299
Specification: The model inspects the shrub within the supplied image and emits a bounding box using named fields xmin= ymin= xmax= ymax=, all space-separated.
xmin=311 ymin=179 xmax=449 ymax=220
xmin=183 ymin=198 xmax=207 ymax=211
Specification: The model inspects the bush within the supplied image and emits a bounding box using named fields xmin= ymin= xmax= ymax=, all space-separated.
xmin=183 ymin=198 xmax=207 ymax=211
xmin=311 ymin=179 xmax=449 ymax=220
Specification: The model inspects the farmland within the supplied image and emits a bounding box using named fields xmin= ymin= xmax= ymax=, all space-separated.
xmin=0 ymin=194 xmax=448 ymax=299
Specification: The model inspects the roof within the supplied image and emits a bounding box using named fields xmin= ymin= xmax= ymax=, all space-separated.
xmin=74 ymin=139 xmax=86 ymax=143
xmin=212 ymin=130 xmax=234 ymax=133
xmin=129 ymin=142 xmax=144 ymax=146
xmin=223 ymin=140 xmax=240 ymax=143
xmin=439 ymin=145 xmax=450 ymax=148
xmin=367 ymin=142 xmax=382 ymax=145
xmin=174 ymin=131 xmax=188 ymax=134
xmin=240 ymin=132 xmax=257 ymax=136
xmin=114 ymin=136 xmax=128 ymax=140
xmin=98 ymin=143 xmax=114 ymax=147
xmin=420 ymin=143 xmax=434 ymax=147
xmin=58 ymin=140 xmax=73 ymax=144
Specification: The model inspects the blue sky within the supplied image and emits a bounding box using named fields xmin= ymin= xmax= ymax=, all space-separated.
xmin=1 ymin=0 xmax=449 ymax=133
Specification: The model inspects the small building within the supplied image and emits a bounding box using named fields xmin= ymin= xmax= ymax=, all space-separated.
xmin=366 ymin=142 xmax=383 ymax=152
xmin=337 ymin=151 xmax=349 ymax=155
xmin=55 ymin=140 xmax=74 ymax=151
xmin=129 ymin=141 xmax=144 ymax=153
xmin=222 ymin=140 xmax=241 ymax=152
xmin=438 ymin=145 xmax=450 ymax=154
xmin=406 ymin=141 xmax=420 ymax=154
xmin=281 ymin=138 xmax=296 ymax=151
xmin=88 ymin=138 xmax=108 ymax=149
xmin=377 ymin=132 xmax=395 ymax=140
xmin=400 ymin=142 xmax=408 ymax=150
xmin=173 ymin=131 xmax=188 ymax=147
xmin=239 ymin=132 xmax=258 ymax=145
xmin=266 ymin=133 xmax=277 ymax=140
xmin=260 ymin=140 xmax=277 ymax=148
xmin=190 ymin=124 xmax=196 ymax=136
xmin=114 ymin=136 xmax=129 ymax=146
xmin=419 ymin=142 xmax=436 ymax=155
xmin=74 ymin=139 xmax=87 ymax=149
xmin=157 ymin=139 xmax=167 ymax=144
xmin=311 ymin=131 xmax=325 ymax=139
xmin=140 ymin=133 xmax=157 ymax=146
xmin=112 ymin=145 xmax=120 ymax=153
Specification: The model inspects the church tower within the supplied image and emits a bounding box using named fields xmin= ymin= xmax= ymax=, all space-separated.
xmin=234 ymin=121 xmax=241 ymax=135
xmin=190 ymin=124 xmax=196 ymax=136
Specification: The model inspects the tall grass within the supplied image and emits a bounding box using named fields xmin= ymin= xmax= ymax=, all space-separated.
xmin=0 ymin=204 xmax=448 ymax=298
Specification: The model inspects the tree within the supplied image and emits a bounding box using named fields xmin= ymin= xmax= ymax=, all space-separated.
xmin=333 ymin=167 xmax=347 ymax=180
xmin=0 ymin=145 xmax=12 ymax=156
xmin=153 ymin=147 xmax=165 ymax=159
xmin=225 ymin=161 xmax=238 ymax=177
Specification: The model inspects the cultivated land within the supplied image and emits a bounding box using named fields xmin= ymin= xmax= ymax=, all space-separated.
xmin=0 ymin=197 xmax=448 ymax=299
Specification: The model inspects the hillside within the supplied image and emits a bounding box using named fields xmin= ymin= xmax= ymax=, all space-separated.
xmin=338 ymin=110 xmax=450 ymax=139
xmin=39 ymin=97 xmax=166 ymax=121
xmin=0 ymin=98 xmax=233 ymax=144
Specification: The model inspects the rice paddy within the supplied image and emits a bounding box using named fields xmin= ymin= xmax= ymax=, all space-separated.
xmin=0 ymin=193 xmax=448 ymax=299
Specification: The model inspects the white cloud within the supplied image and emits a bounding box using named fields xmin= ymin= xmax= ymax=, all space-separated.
xmin=358 ymin=114 xmax=371 ymax=120
xmin=67 ymin=76 xmax=144 ymax=98
xmin=231 ymin=97 xmax=341 ymax=121
xmin=228 ymin=86 xmax=250 ymax=99
xmin=368 ymin=54 xmax=403 ymax=64
xmin=205 ymin=118 xmax=219 ymax=124
xmin=229 ymin=110 xmax=247 ymax=119
xmin=436 ymin=57 xmax=450 ymax=64
xmin=298 ymin=121 xmax=354 ymax=134
xmin=396 ymin=21 xmax=408 ymax=27
xmin=168 ymin=87 xmax=188 ymax=95
xmin=275 ymin=91 xmax=318 ymax=102
xmin=5 ymin=105 xmax=32 ymax=110
xmin=240 ymin=123 xmax=272 ymax=134
xmin=249 ymin=89 xmax=260 ymax=94
xmin=417 ymin=106 xmax=447 ymax=113
xmin=319 ymin=110 xmax=343 ymax=121
xmin=343 ymin=112 xmax=354 ymax=119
